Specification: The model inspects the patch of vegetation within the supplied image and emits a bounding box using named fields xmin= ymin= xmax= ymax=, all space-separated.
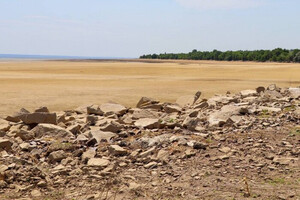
xmin=267 ymin=178 xmax=286 ymax=185
xmin=283 ymin=105 xmax=296 ymax=112
xmin=258 ymin=109 xmax=272 ymax=119
xmin=140 ymin=48 xmax=300 ymax=63
xmin=289 ymin=127 xmax=300 ymax=136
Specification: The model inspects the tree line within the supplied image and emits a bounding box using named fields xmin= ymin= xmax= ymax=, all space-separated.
xmin=140 ymin=48 xmax=300 ymax=63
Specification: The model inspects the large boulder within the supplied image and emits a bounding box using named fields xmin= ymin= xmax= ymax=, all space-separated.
xmin=100 ymin=103 xmax=127 ymax=115
xmin=208 ymin=105 xmax=246 ymax=126
xmin=134 ymin=118 xmax=160 ymax=129
xmin=31 ymin=123 xmax=73 ymax=138
xmin=20 ymin=112 xmax=57 ymax=125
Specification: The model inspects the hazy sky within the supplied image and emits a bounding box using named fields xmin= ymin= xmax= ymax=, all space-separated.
xmin=0 ymin=0 xmax=299 ymax=57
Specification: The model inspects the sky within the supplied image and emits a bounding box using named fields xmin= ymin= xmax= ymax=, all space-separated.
xmin=0 ymin=0 xmax=299 ymax=58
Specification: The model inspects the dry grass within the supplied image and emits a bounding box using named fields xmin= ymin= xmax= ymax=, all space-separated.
xmin=1 ymin=59 xmax=300 ymax=115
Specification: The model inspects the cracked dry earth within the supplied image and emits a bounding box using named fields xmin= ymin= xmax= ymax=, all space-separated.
xmin=0 ymin=84 xmax=299 ymax=200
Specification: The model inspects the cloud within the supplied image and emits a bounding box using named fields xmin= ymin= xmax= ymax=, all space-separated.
xmin=175 ymin=0 xmax=267 ymax=9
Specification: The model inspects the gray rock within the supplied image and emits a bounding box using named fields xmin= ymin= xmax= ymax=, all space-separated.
xmin=31 ymin=123 xmax=73 ymax=138
xmin=208 ymin=105 xmax=245 ymax=126
xmin=288 ymin=88 xmax=300 ymax=99
xmin=134 ymin=118 xmax=159 ymax=129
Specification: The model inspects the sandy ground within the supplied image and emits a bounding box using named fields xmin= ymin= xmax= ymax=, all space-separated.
xmin=1 ymin=59 xmax=300 ymax=115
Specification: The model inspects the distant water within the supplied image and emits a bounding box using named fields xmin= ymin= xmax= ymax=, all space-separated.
xmin=0 ymin=54 xmax=127 ymax=60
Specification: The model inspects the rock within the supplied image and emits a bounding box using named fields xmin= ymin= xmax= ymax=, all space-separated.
xmin=136 ymin=97 xmax=160 ymax=109
xmin=82 ymin=148 xmax=96 ymax=163
xmin=88 ymin=130 xmax=117 ymax=143
xmin=185 ymin=149 xmax=196 ymax=158
xmin=156 ymin=149 xmax=169 ymax=161
xmin=48 ymin=150 xmax=66 ymax=162
xmin=108 ymin=145 xmax=127 ymax=156
xmin=131 ymin=109 xmax=160 ymax=119
xmin=0 ymin=119 xmax=10 ymax=132
xmin=100 ymin=121 xmax=122 ymax=133
xmin=100 ymin=103 xmax=127 ymax=115
xmin=20 ymin=112 xmax=57 ymax=125
xmin=176 ymin=91 xmax=201 ymax=107
xmin=5 ymin=108 xmax=30 ymax=123
xmin=87 ymin=105 xmax=103 ymax=115
xmin=267 ymin=84 xmax=277 ymax=91
xmin=15 ymin=129 xmax=34 ymax=141
xmin=240 ymin=89 xmax=257 ymax=98
xmin=34 ymin=106 xmax=49 ymax=113
xmin=0 ymin=165 xmax=8 ymax=173
xmin=164 ymin=104 xmax=182 ymax=113
xmin=258 ymin=106 xmax=281 ymax=113
xmin=264 ymin=90 xmax=283 ymax=99
xmin=140 ymin=134 xmax=171 ymax=147
xmin=31 ymin=123 xmax=73 ymax=138
xmin=182 ymin=117 xmax=200 ymax=131
xmin=86 ymin=115 xmax=98 ymax=125
xmin=67 ymin=124 xmax=81 ymax=135
xmin=31 ymin=189 xmax=42 ymax=197
xmin=208 ymin=105 xmax=245 ymax=126
xmin=19 ymin=143 xmax=32 ymax=151
xmin=273 ymin=157 xmax=298 ymax=165
xmin=193 ymin=142 xmax=208 ymax=150
xmin=207 ymin=95 xmax=238 ymax=107
xmin=134 ymin=118 xmax=159 ymax=129
xmin=144 ymin=161 xmax=157 ymax=169
xmin=288 ymin=88 xmax=300 ymax=99
xmin=256 ymin=86 xmax=265 ymax=93
xmin=87 ymin=158 xmax=110 ymax=167
xmin=0 ymin=139 xmax=12 ymax=151
xmin=219 ymin=147 xmax=231 ymax=153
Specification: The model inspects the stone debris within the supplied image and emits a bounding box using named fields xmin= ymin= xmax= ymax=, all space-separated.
xmin=0 ymin=85 xmax=300 ymax=199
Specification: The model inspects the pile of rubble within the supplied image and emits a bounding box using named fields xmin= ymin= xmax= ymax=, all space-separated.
xmin=0 ymin=84 xmax=299 ymax=199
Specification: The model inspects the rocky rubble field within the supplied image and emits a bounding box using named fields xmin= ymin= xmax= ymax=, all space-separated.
xmin=0 ymin=85 xmax=299 ymax=200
